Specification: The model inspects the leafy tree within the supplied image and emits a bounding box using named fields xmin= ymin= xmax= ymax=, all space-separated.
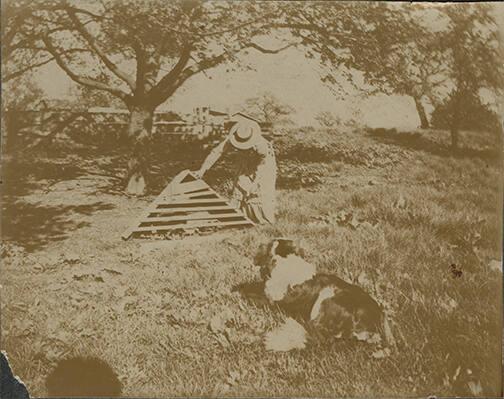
xmin=274 ymin=3 xmax=437 ymax=126
xmin=3 ymin=0 xmax=290 ymax=194
xmin=346 ymin=4 xmax=451 ymax=129
xmin=314 ymin=111 xmax=339 ymax=128
xmin=243 ymin=92 xmax=294 ymax=127
xmin=279 ymin=2 xmax=502 ymax=137
xmin=438 ymin=4 xmax=503 ymax=148
xmin=275 ymin=1 xmax=377 ymax=92
xmin=431 ymin=92 xmax=502 ymax=138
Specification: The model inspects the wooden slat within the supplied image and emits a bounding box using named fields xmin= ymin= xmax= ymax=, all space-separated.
xmin=185 ymin=187 xmax=213 ymax=195
xmin=187 ymin=193 xmax=220 ymax=200
xmin=149 ymin=205 xmax=232 ymax=214
xmin=131 ymin=219 xmax=254 ymax=234
xmin=171 ymin=179 xmax=208 ymax=195
xmin=158 ymin=198 xmax=228 ymax=206
xmin=139 ymin=212 xmax=244 ymax=224
xmin=161 ymin=189 xmax=217 ymax=202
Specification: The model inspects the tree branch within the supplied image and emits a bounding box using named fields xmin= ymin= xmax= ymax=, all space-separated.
xmin=65 ymin=7 xmax=135 ymax=91
xmin=3 ymin=48 xmax=92 ymax=82
xmin=3 ymin=57 xmax=55 ymax=82
xmin=41 ymin=35 xmax=129 ymax=100
xmin=6 ymin=26 xmax=71 ymax=58
xmin=244 ymin=41 xmax=296 ymax=54
xmin=66 ymin=5 xmax=108 ymax=21
xmin=195 ymin=12 xmax=277 ymax=38
xmin=151 ymin=40 xmax=296 ymax=107
xmin=149 ymin=44 xmax=192 ymax=101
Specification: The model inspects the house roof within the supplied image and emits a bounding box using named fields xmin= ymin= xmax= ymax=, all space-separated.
xmin=232 ymin=112 xmax=261 ymax=123
xmin=209 ymin=109 xmax=228 ymax=117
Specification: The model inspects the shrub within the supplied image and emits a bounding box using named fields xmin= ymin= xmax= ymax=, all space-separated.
xmin=431 ymin=93 xmax=502 ymax=135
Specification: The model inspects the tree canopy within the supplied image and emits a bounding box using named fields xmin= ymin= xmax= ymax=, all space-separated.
xmin=3 ymin=0 xmax=292 ymax=112
xmin=279 ymin=2 xmax=503 ymax=133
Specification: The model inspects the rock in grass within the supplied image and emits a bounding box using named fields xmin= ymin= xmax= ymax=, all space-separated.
xmin=264 ymin=317 xmax=307 ymax=352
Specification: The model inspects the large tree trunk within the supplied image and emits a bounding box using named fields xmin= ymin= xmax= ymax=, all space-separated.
xmin=413 ymin=96 xmax=430 ymax=129
xmin=126 ymin=106 xmax=154 ymax=195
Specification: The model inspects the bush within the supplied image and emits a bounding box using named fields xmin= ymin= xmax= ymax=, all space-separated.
xmin=431 ymin=93 xmax=502 ymax=135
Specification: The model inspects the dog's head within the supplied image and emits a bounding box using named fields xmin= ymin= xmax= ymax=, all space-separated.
xmin=254 ymin=238 xmax=305 ymax=280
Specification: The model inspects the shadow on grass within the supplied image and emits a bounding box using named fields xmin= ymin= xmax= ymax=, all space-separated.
xmin=367 ymin=128 xmax=501 ymax=162
xmin=232 ymin=280 xmax=270 ymax=308
xmin=1 ymin=152 xmax=117 ymax=251
xmin=2 ymin=201 xmax=116 ymax=252
xmin=1 ymin=154 xmax=87 ymax=198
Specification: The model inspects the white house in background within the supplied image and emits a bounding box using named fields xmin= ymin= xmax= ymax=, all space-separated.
xmin=190 ymin=107 xmax=265 ymax=126
xmin=190 ymin=106 xmax=230 ymax=125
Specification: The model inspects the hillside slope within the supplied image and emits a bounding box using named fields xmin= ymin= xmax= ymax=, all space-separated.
xmin=1 ymin=127 xmax=502 ymax=397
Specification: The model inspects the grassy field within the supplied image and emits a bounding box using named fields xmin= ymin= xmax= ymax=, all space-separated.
xmin=1 ymin=126 xmax=502 ymax=397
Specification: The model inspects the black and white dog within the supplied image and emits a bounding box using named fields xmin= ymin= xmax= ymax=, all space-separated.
xmin=237 ymin=238 xmax=392 ymax=347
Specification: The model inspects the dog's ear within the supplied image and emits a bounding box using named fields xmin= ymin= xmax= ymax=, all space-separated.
xmin=273 ymin=238 xmax=305 ymax=258
xmin=273 ymin=238 xmax=290 ymax=257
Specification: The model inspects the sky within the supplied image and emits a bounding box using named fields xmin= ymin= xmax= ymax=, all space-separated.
xmin=32 ymin=2 xmax=504 ymax=130
xmin=36 ymin=45 xmax=420 ymax=129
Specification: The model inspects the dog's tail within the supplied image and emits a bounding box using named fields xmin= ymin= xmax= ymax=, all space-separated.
xmin=264 ymin=317 xmax=307 ymax=352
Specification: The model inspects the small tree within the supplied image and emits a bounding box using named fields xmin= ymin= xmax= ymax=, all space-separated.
xmin=243 ymin=92 xmax=294 ymax=127
xmin=431 ymin=92 xmax=502 ymax=140
xmin=439 ymin=4 xmax=503 ymax=148
xmin=315 ymin=111 xmax=339 ymax=128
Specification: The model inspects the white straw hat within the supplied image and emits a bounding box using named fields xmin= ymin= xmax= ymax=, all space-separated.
xmin=228 ymin=120 xmax=261 ymax=150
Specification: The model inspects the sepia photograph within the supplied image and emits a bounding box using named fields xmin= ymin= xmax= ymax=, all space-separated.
xmin=1 ymin=1 xmax=503 ymax=397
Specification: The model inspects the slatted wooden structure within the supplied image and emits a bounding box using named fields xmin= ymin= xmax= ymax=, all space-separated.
xmin=122 ymin=170 xmax=254 ymax=240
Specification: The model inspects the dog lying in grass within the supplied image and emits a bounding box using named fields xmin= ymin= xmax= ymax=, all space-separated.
xmin=236 ymin=238 xmax=393 ymax=350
